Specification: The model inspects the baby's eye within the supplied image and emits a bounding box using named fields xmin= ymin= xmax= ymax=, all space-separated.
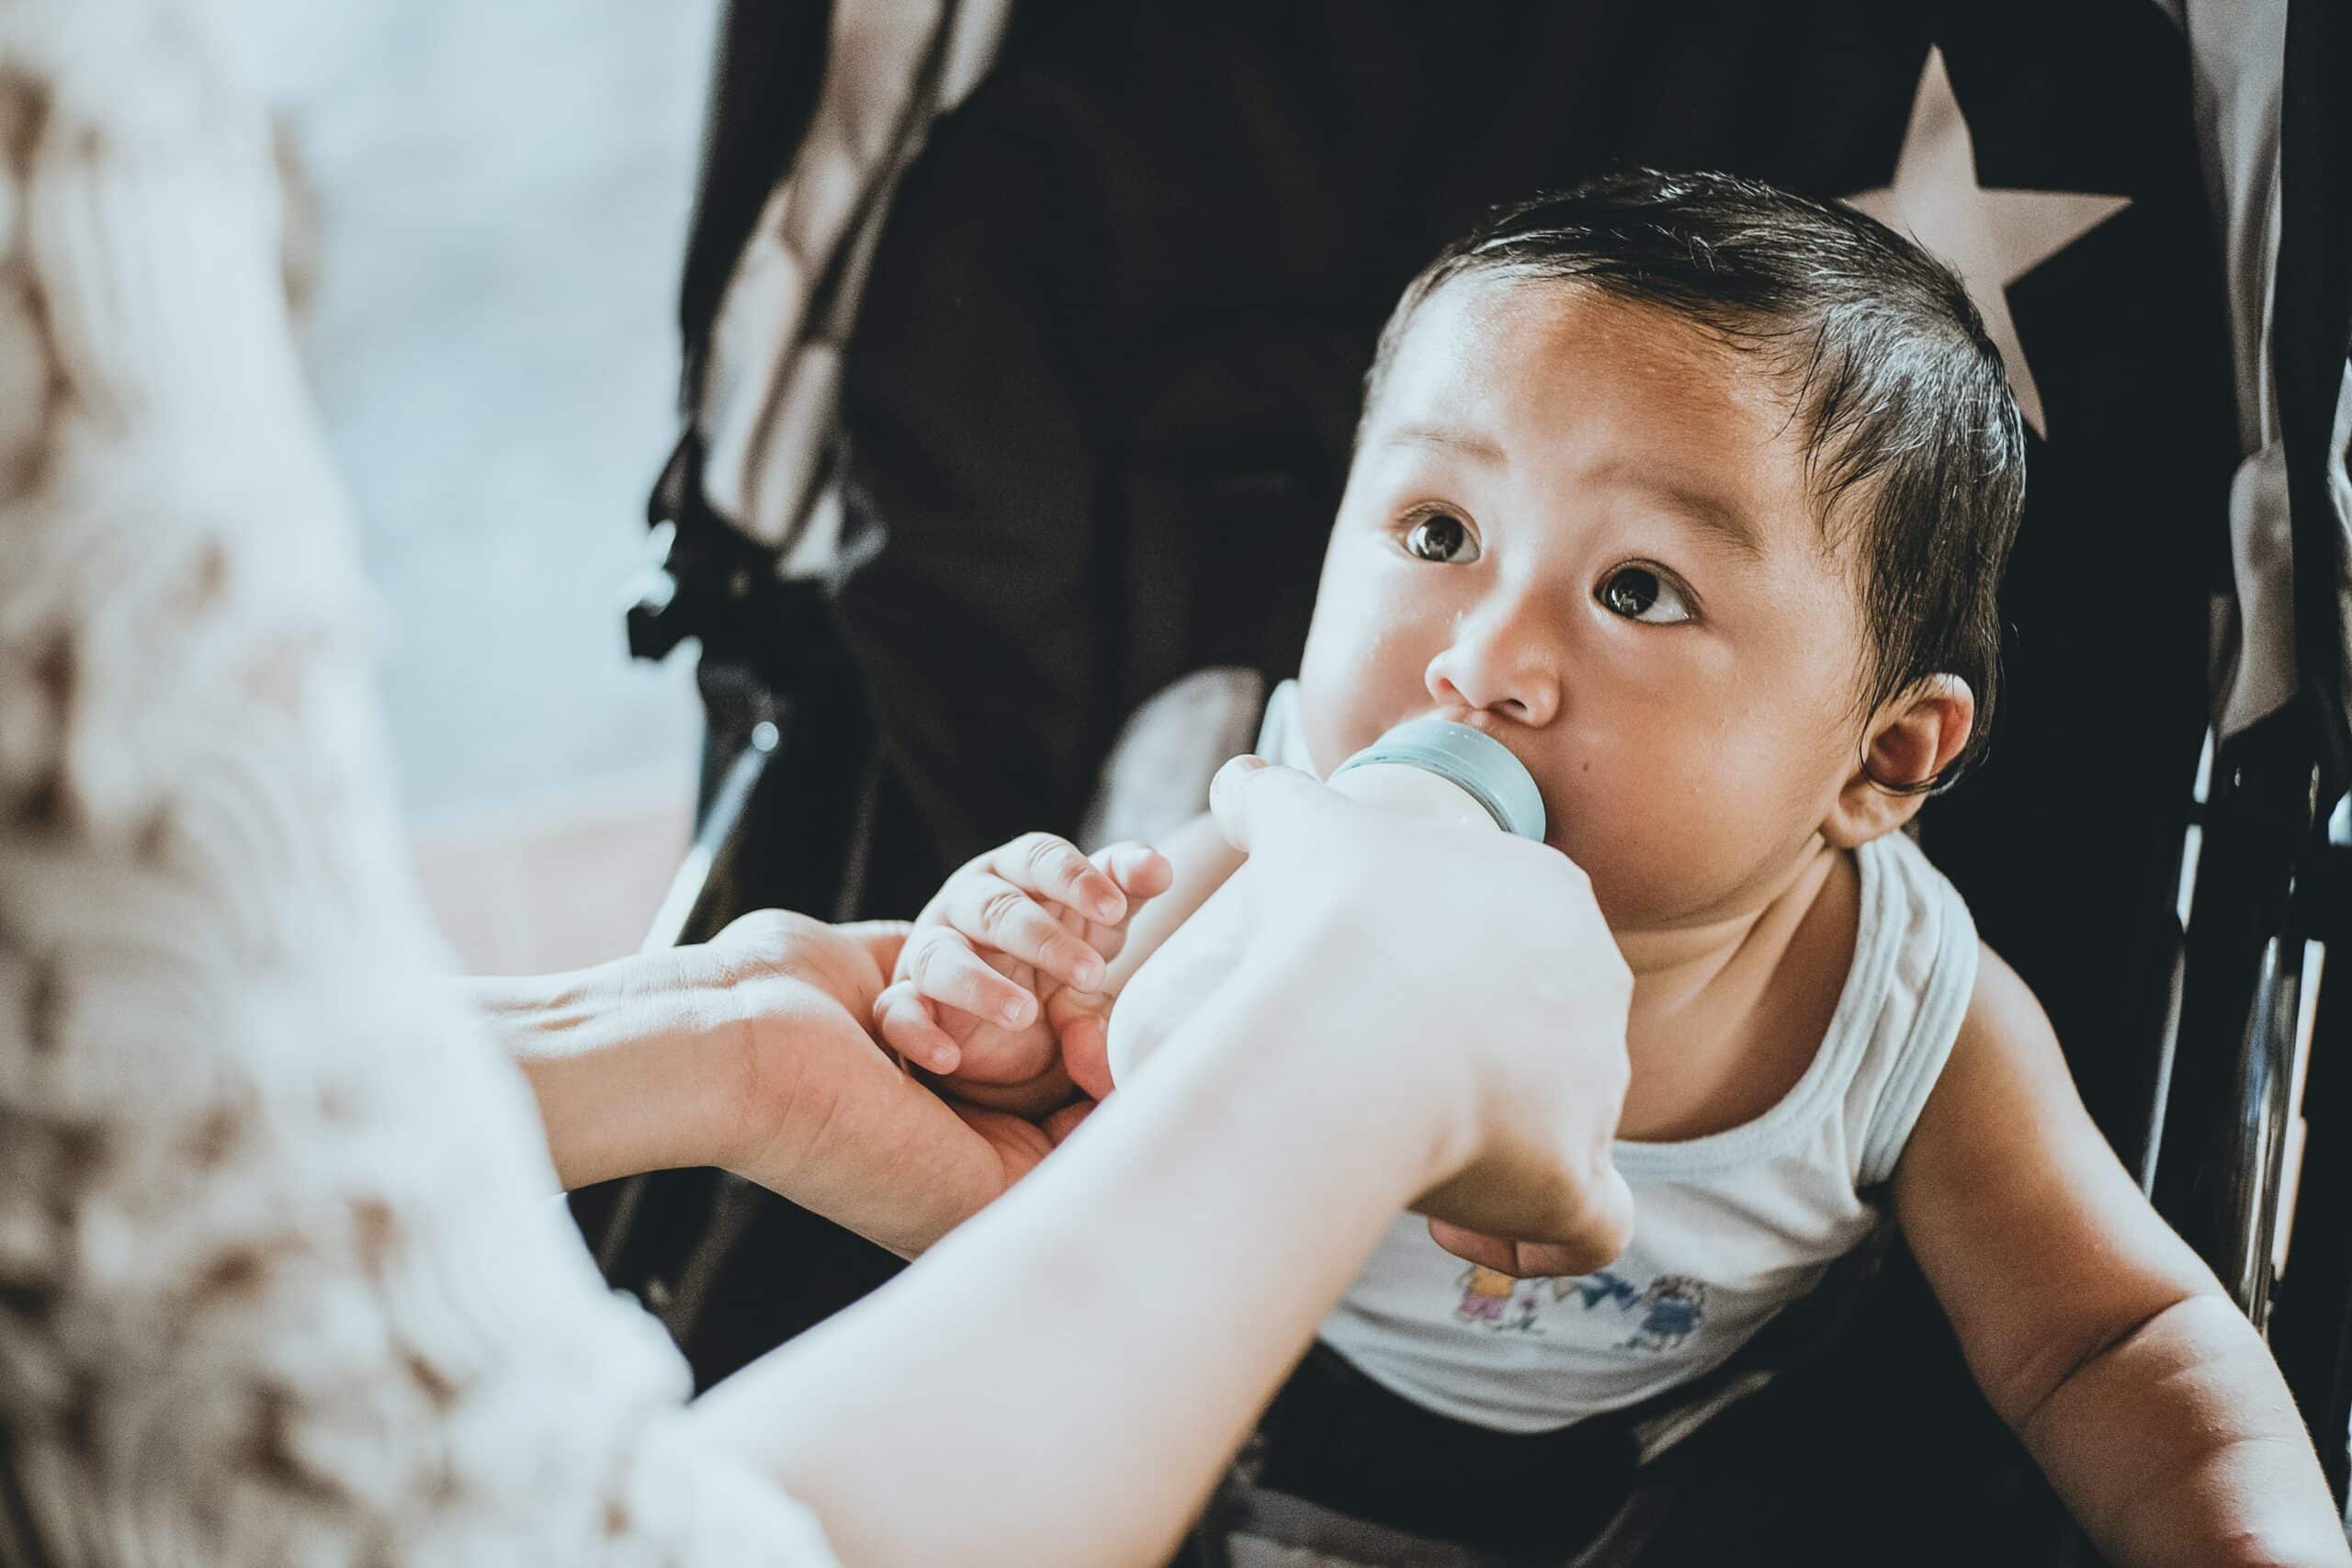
xmin=1598 ymin=565 xmax=1695 ymax=625
xmin=1405 ymin=513 xmax=1478 ymax=564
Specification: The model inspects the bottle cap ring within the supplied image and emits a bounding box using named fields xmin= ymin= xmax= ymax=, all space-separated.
xmin=1330 ymin=717 xmax=1547 ymax=841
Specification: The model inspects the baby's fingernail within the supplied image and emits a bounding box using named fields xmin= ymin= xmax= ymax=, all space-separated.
xmin=1075 ymin=953 xmax=1105 ymax=989
xmin=1002 ymin=998 xmax=1030 ymax=1028
xmin=933 ymin=1045 xmax=961 ymax=1074
xmin=1091 ymin=894 xmax=1122 ymax=923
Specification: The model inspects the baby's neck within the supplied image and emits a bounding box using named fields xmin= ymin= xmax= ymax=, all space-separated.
xmin=1613 ymin=839 xmax=1838 ymax=985
xmin=1609 ymin=838 xmax=1856 ymax=1141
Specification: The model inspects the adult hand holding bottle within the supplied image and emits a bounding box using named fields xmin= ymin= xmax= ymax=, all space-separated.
xmin=861 ymin=715 xmax=1637 ymax=1272
xmin=1110 ymin=752 xmax=1637 ymax=1271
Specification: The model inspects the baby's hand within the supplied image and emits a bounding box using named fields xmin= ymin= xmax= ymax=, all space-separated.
xmin=876 ymin=833 xmax=1172 ymax=1099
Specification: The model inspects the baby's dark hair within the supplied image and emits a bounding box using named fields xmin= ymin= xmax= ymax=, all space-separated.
xmin=1364 ymin=168 xmax=2028 ymax=790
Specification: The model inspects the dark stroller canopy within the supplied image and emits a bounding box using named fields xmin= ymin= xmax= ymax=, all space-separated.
xmin=665 ymin=0 xmax=2267 ymax=1150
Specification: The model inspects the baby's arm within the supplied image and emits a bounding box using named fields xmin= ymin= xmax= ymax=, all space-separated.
xmin=1894 ymin=946 xmax=2346 ymax=1567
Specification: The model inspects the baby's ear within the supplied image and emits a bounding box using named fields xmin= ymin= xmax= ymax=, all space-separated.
xmin=1822 ymin=675 xmax=1975 ymax=849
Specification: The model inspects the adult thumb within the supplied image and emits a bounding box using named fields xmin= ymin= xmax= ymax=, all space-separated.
xmin=1207 ymin=754 xmax=1334 ymax=855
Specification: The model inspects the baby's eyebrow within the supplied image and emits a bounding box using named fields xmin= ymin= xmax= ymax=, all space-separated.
xmin=1382 ymin=423 xmax=1508 ymax=464
xmin=1609 ymin=470 xmax=1766 ymax=562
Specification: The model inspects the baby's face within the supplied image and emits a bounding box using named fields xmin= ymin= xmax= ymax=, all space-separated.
xmin=1297 ymin=277 xmax=1873 ymax=931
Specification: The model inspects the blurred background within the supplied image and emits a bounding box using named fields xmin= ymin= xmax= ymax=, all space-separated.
xmin=251 ymin=0 xmax=718 ymax=973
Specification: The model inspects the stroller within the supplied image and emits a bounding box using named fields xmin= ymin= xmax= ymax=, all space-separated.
xmin=582 ymin=4 xmax=2352 ymax=1561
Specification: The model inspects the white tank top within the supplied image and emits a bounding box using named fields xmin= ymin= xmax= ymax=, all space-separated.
xmin=1257 ymin=682 xmax=1979 ymax=1436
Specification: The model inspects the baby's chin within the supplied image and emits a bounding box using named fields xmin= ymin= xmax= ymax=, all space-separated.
xmin=1578 ymin=836 xmax=1838 ymax=941
xmin=1537 ymin=811 xmax=1685 ymax=916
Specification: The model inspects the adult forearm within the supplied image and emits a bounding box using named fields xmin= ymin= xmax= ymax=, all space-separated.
xmin=688 ymin=973 xmax=1445 ymax=1568
xmin=2026 ymin=1292 xmax=2348 ymax=1566
xmin=472 ymin=959 xmax=739 ymax=1191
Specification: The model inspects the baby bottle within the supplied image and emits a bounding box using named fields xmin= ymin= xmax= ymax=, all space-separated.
xmin=1095 ymin=716 xmax=1545 ymax=1095
xmin=1323 ymin=716 xmax=1547 ymax=841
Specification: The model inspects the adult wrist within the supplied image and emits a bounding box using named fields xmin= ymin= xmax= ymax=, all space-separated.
xmin=482 ymin=952 xmax=741 ymax=1190
xmin=1170 ymin=939 xmax=1481 ymax=1208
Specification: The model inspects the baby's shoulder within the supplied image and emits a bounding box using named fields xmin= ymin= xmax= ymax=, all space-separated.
xmin=1889 ymin=939 xmax=2078 ymax=1188
xmin=1948 ymin=940 xmax=2062 ymax=1074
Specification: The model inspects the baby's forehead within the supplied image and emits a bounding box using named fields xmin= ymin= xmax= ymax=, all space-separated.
xmin=1387 ymin=274 xmax=1781 ymax=422
xmin=1368 ymin=275 xmax=1827 ymax=523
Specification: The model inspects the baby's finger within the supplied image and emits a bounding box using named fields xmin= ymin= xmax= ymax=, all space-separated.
xmin=1081 ymin=841 xmax=1175 ymax=961
xmin=987 ymin=832 xmax=1128 ymax=928
xmin=1091 ymin=840 xmax=1174 ymax=904
xmin=900 ymin=925 xmax=1040 ymax=1032
xmin=940 ymin=871 xmax=1107 ymax=992
xmin=873 ymin=982 xmax=962 ymax=1076
xmin=1048 ymin=987 xmax=1116 ymax=1101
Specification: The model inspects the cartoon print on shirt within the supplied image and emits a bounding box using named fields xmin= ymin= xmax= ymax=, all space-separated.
xmin=1556 ymin=1270 xmax=1641 ymax=1312
xmin=1454 ymin=1265 xmax=1514 ymax=1325
xmin=1619 ymin=1276 xmax=1709 ymax=1351
xmin=1454 ymin=1267 xmax=1560 ymax=1334
xmin=1452 ymin=1264 xmax=1712 ymax=1348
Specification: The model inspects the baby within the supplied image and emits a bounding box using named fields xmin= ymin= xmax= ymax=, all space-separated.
xmin=872 ymin=171 xmax=2341 ymax=1563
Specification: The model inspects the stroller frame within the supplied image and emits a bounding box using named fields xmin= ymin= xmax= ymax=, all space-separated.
xmin=583 ymin=1 xmax=2352 ymax=1556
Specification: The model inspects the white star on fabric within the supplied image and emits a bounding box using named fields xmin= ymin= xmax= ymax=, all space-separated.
xmin=1844 ymin=47 xmax=2132 ymax=439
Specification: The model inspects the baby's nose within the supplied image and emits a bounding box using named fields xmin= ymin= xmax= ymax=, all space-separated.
xmin=1425 ymin=639 xmax=1560 ymax=728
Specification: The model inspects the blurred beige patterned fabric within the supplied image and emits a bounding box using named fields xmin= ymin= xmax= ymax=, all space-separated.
xmin=0 ymin=3 xmax=832 ymax=1560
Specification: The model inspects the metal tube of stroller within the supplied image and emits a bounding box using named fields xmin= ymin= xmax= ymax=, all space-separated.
xmin=592 ymin=720 xmax=780 ymax=1279
xmin=2221 ymin=935 xmax=2301 ymax=1329
xmin=2140 ymin=728 xmax=2218 ymax=1194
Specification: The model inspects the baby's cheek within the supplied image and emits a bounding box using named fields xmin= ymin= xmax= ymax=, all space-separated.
xmin=1549 ymin=767 xmax=1736 ymax=917
xmin=1283 ymin=688 xmax=1349 ymax=777
xmin=1296 ymin=636 xmax=1426 ymax=767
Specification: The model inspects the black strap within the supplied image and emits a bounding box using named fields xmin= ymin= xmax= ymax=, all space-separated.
xmin=1248 ymin=1342 xmax=1641 ymax=1560
xmin=675 ymin=0 xmax=833 ymax=401
xmin=2275 ymin=0 xmax=2352 ymax=795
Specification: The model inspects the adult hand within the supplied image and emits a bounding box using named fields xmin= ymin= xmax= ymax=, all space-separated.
xmin=491 ymin=911 xmax=1055 ymax=1257
xmin=706 ymin=758 xmax=1641 ymax=1565
xmin=1109 ymin=756 xmax=1637 ymax=1275
xmin=696 ymin=912 xmax=1068 ymax=1253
